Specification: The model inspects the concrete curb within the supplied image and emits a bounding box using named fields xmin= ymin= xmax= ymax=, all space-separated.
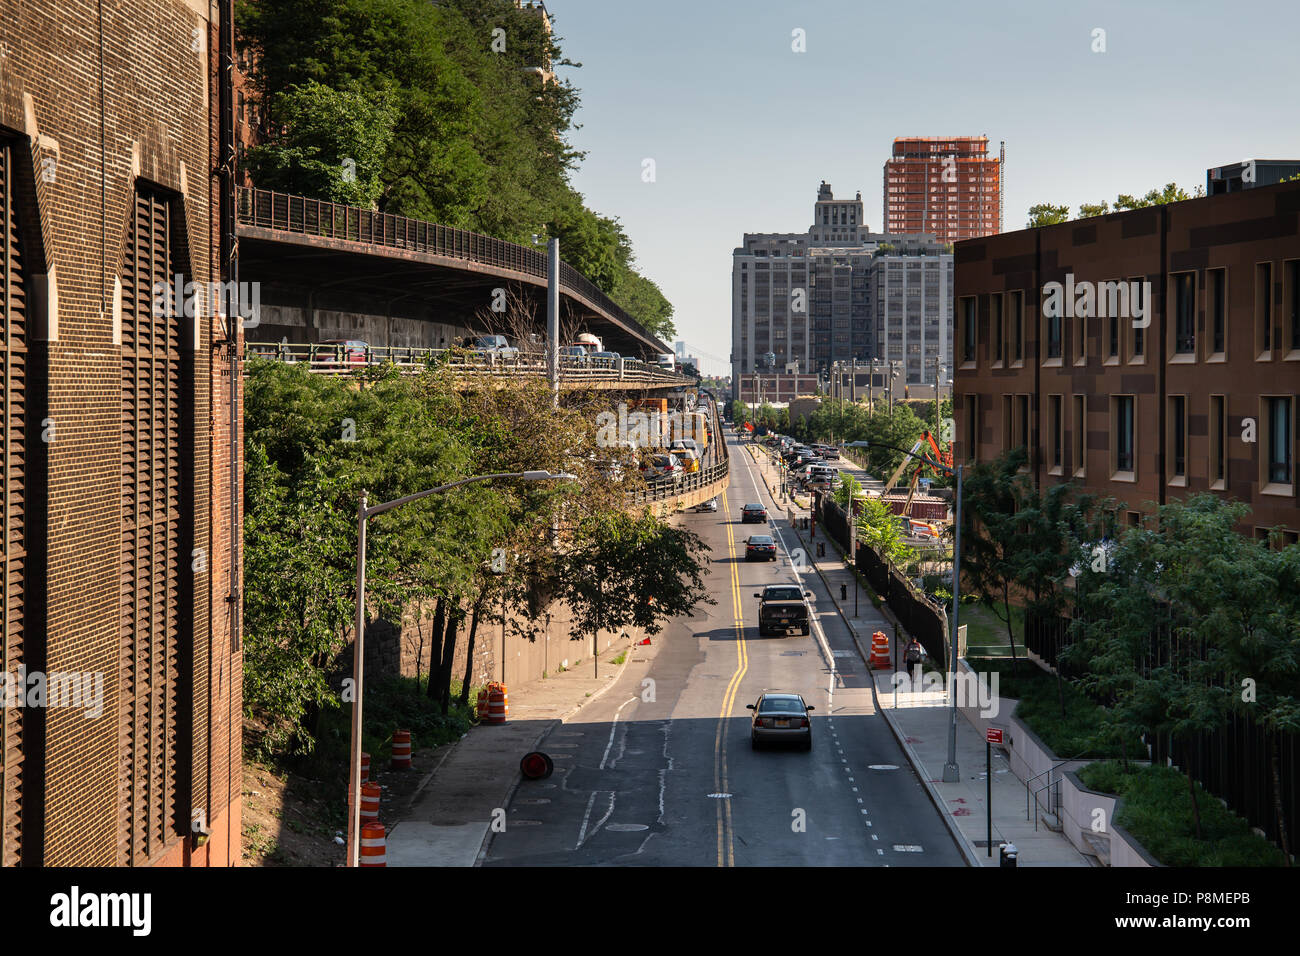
xmin=472 ymin=637 xmax=640 ymax=865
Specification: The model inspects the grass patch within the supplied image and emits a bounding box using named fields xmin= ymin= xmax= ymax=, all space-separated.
xmin=1078 ymin=762 xmax=1288 ymax=866
xmin=961 ymin=602 xmax=1026 ymax=651
xmin=610 ymin=651 xmax=627 ymax=666
xmin=298 ymin=675 xmax=476 ymax=784
xmin=962 ymin=659 xmax=1139 ymax=760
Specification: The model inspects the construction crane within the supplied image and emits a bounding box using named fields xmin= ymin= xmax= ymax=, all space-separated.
xmin=880 ymin=430 xmax=952 ymax=495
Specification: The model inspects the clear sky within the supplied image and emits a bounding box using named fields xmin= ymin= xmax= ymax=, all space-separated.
xmin=549 ymin=0 xmax=1300 ymax=375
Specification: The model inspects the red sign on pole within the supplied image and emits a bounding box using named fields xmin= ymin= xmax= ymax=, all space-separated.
xmin=986 ymin=727 xmax=1004 ymax=745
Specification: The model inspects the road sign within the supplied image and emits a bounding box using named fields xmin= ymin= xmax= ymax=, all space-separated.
xmin=986 ymin=727 xmax=1003 ymax=745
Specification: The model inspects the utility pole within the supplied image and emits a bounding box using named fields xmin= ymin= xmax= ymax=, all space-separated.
xmin=547 ymin=238 xmax=559 ymax=409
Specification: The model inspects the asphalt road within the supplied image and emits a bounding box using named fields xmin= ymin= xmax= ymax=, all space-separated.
xmin=481 ymin=426 xmax=963 ymax=867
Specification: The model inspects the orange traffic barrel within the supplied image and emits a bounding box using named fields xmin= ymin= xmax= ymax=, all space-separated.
xmin=870 ymin=631 xmax=891 ymax=670
xmin=360 ymin=782 xmax=381 ymax=821
xmin=476 ymin=687 xmax=490 ymax=720
xmin=391 ymin=730 xmax=412 ymax=770
xmin=488 ymin=683 xmax=509 ymax=724
xmin=360 ymin=752 xmax=370 ymax=782
xmin=360 ymin=822 xmax=386 ymax=867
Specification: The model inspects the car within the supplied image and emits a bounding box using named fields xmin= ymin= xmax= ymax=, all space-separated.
xmin=589 ymin=350 xmax=622 ymax=363
xmin=640 ymin=452 xmax=683 ymax=482
xmin=820 ymin=446 xmax=840 ymax=460
xmin=676 ymin=447 xmax=702 ymax=473
xmin=754 ymin=584 xmax=812 ymax=636
xmin=747 ymin=693 xmax=814 ymax=750
xmin=653 ymin=353 xmax=676 ymax=371
xmin=559 ymin=345 xmax=589 ymax=365
xmin=471 ymin=334 xmax=520 ymax=361
xmin=693 ymin=496 xmax=719 ymax=512
xmin=320 ymin=338 xmax=370 ymax=365
xmin=744 ymin=534 xmax=778 ymax=561
xmin=740 ymin=503 xmax=768 ymax=523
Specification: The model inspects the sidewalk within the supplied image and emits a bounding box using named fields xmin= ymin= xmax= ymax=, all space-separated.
xmin=748 ymin=441 xmax=1090 ymax=867
xmin=384 ymin=643 xmax=639 ymax=866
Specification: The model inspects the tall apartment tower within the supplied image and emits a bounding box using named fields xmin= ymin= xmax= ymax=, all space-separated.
xmin=883 ymin=136 xmax=1002 ymax=241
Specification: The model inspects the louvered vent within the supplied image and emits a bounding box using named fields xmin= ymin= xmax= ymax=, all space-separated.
xmin=0 ymin=142 xmax=26 ymax=869
xmin=118 ymin=187 xmax=181 ymax=865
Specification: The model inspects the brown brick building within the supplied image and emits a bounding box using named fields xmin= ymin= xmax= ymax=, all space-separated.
xmin=953 ymin=179 xmax=1300 ymax=541
xmin=884 ymin=136 xmax=1002 ymax=242
xmin=0 ymin=0 xmax=242 ymax=865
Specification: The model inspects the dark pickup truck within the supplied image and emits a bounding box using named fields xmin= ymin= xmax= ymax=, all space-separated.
xmin=755 ymin=584 xmax=812 ymax=636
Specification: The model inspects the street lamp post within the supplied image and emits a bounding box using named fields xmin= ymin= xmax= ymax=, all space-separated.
xmin=847 ymin=439 xmax=962 ymax=781
xmin=347 ymin=469 xmax=577 ymax=867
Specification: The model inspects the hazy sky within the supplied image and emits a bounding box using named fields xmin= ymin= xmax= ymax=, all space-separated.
xmin=550 ymin=0 xmax=1300 ymax=374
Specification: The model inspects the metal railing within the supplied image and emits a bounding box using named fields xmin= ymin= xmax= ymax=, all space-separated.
xmin=630 ymin=459 xmax=729 ymax=506
xmin=235 ymin=186 xmax=668 ymax=350
xmin=245 ymin=341 xmax=693 ymax=386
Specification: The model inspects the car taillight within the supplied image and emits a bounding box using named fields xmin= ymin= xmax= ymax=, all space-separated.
xmin=755 ymin=718 xmax=768 ymax=728
xmin=799 ymin=717 xmax=810 ymax=728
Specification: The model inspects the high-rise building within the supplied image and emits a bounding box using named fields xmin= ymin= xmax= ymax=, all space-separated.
xmin=884 ymin=136 xmax=1002 ymax=241
xmin=731 ymin=184 xmax=951 ymax=396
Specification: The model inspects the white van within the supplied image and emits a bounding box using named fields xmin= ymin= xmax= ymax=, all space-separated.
xmin=654 ymin=353 xmax=676 ymax=371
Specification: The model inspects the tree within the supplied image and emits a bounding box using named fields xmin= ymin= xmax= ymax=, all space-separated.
xmin=1077 ymin=200 xmax=1110 ymax=218
xmin=853 ymin=495 xmax=915 ymax=568
xmin=1114 ymin=182 xmax=1192 ymax=210
xmin=1027 ymin=203 xmax=1070 ymax=227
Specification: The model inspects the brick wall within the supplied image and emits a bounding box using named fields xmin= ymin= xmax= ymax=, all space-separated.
xmin=0 ymin=0 xmax=241 ymax=866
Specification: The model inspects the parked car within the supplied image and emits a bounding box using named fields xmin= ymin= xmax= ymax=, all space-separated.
xmin=748 ymin=693 xmax=814 ymax=750
xmin=471 ymin=334 xmax=520 ymax=360
xmin=754 ymin=584 xmax=813 ymax=636
xmin=559 ymin=345 xmax=589 ymax=365
xmin=693 ymin=496 xmax=719 ymax=513
xmin=744 ymin=534 xmax=778 ymax=561
xmin=740 ymin=503 xmax=768 ymax=523
xmin=589 ymin=350 xmax=622 ymax=363
xmin=320 ymin=339 xmax=370 ymax=365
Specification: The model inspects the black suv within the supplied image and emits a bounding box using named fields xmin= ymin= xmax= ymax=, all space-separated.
xmin=754 ymin=584 xmax=812 ymax=636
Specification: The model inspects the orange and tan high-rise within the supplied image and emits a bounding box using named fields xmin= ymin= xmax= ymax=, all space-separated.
xmin=883 ymin=136 xmax=1002 ymax=242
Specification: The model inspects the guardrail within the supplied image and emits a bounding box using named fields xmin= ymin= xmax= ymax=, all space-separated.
xmin=235 ymin=186 xmax=667 ymax=352
xmin=631 ymin=459 xmax=729 ymax=505
xmin=245 ymin=341 xmax=694 ymax=386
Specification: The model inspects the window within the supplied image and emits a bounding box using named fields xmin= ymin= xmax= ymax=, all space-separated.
xmin=1288 ymin=260 xmax=1300 ymax=354
xmin=1168 ymin=395 xmax=1186 ymax=482
xmin=1130 ymin=277 xmax=1146 ymax=361
xmin=1048 ymin=395 xmax=1063 ymax=472
xmin=1016 ymin=394 xmax=1030 ymax=466
xmin=963 ymin=395 xmax=978 ymax=463
xmin=992 ymin=295 xmax=1004 ymax=364
xmin=1002 ymin=394 xmax=1013 ymax=452
xmin=1210 ymin=394 xmax=1226 ymax=488
xmin=1046 ymin=308 xmax=1062 ymax=360
xmin=1107 ymin=309 xmax=1120 ymax=361
xmin=1072 ymin=395 xmax=1086 ymax=477
xmin=1173 ymin=273 xmax=1195 ymax=355
xmin=1011 ymin=291 xmax=1024 ymax=363
xmin=1257 ymin=262 xmax=1273 ymax=356
xmin=960 ymin=297 xmax=976 ymax=364
xmin=1265 ymin=396 xmax=1293 ymax=489
xmin=1072 ymin=300 xmax=1086 ymax=365
xmin=1209 ymin=268 xmax=1226 ymax=356
xmin=1112 ymin=395 xmax=1135 ymax=476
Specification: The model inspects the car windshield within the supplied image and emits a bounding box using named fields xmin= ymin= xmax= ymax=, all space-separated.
xmin=749 ymin=536 xmax=774 ymax=545
xmin=743 ymin=504 xmax=764 ymax=511
xmin=759 ymin=697 xmax=804 ymax=714
xmin=765 ymin=587 xmax=803 ymax=601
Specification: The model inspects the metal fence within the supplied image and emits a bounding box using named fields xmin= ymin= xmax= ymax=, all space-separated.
xmin=235 ymin=187 xmax=667 ymax=350
xmin=245 ymin=341 xmax=691 ymax=385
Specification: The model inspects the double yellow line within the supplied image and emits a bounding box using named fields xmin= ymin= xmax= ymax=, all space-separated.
xmin=715 ymin=490 xmax=748 ymax=866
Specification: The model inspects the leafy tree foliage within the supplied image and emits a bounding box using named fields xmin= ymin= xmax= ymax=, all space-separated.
xmin=1026 ymin=203 xmax=1070 ymax=227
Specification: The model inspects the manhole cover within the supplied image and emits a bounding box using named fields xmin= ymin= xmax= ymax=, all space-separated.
xmin=832 ymin=650 xmax=856 ymax=658
xmin=515 ymin=798 xmax=551 ymax=805
xmin=546 ymin=743 xmax=578 ymax=749
xmin=868 ymin=764 xmax=900 ymax=771
xmin=707 ymin=792 xmax=732 ymax=799
xmin=893 ymin=845 xmax=923 ymax=852
xmin=510 ymin=820 xmax=543 ymax=826
xmin=605 ymin=823 xmax=650 ymax=832
xmin=780 ymin=651 xmax=806 ymax=657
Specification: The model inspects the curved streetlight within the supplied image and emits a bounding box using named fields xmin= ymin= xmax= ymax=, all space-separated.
xmin=847 ymin=438 xmax=962 ymax=783
xmin=347 ymin=470 xmax=578 ymax=866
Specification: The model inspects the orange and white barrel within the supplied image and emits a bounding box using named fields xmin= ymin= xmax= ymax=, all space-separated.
xmin=360 ymin=822 xmax=386 ymax=867
xmin=487 ymin=684 xmax=509 ymax=724
xmin=870 ymin=631 xmax=891 ymax=670
xmin=476 ymin=687 xmax=489 ymax=720
xmin=360 ymin=782 xmax=382 ymax=821
xmin=391 ymin=730 xmax=412 ymax=770
xmin=360 ymin=751 xmax=371 ymax=782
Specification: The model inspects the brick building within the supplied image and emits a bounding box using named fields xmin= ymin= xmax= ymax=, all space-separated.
xmin=0 ymin=0 xmax=242 ymax=865
xmin=884 ymin=136 xmax=1002 ymax=242
xmin=953 ymin=179 xmax=1300 ymax=540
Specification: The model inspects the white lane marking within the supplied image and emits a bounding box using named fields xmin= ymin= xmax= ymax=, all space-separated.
xmin=872 ymin=834 xmax=879 ymax=841
xmin=877 ymin=849 xmax=885 ymax=855
xmin=856 ymin=798 xmax=863 ymax=804
xmin=589 ymin=791 xmax=617 ymax=843
xmin=852 ymin=787 xmax=858 ymax=792
xmin=575 ymin=791 xmax=598 ymax=849
xmin=600 ymin=697 xmax=639 ymax=770
xmin=866 ymin=821 xmax=873 ymax=827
